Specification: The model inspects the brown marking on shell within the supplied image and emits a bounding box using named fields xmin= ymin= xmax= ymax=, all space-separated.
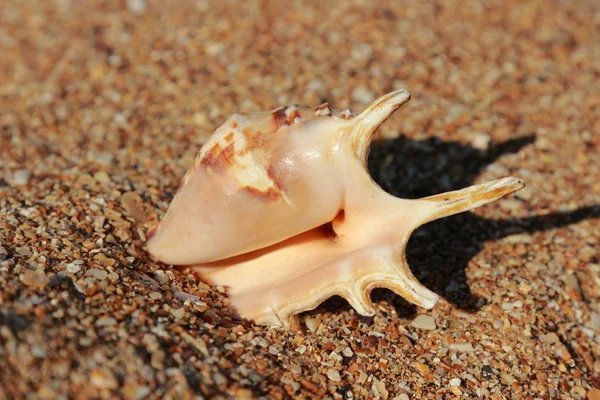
xmin=200 ymin=136 xmax=237 ymax=169
xmin=314 ymin=103 xmax=332 ymax=116
xmin=285 ymin=107 xmax=301 ymax=124
xmin=267 ymin=165 xmax=285 ymax=192
xmin=241 ymin=127 xmax=257 ymax=144
xmin=272 ymin=108 xmax=289 ymax=130
xmin=231 ymin=120 xmax=238 ymax=128
xmin=340 ymin=108 xmax=354 ymax=119
xmin=420 ymin=177 xmax=526 ymax=223
xmin=200 ymin=142 xmax=224 ymax=166
xmin=147 ymin=224 xmax=159 ymax=240
xmin=239 ymin=127 xmax=270 ymax=156
xmin=243 ymin=185 xmax=281 ymax=201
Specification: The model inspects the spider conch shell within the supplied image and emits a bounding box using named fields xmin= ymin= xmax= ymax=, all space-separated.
xmin=147 ymin=90 xmax=525 ymax=328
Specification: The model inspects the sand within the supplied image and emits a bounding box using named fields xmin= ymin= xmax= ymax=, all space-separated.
xmin=1 ymin=0 xmax=599 ymax=398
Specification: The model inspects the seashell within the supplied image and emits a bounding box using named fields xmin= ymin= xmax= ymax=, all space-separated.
xmin=147 ymin=89 xmax=525 ymax=328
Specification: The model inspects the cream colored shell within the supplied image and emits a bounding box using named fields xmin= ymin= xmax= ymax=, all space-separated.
xmin=147 ymin=90 xmax=525 ymax=328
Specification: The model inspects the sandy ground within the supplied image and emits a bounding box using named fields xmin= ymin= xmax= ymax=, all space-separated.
xmin=1 ymin=0 xmax=599 ymax=399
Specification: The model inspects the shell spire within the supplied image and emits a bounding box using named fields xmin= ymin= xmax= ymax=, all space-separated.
xmin=147 ymin=90 xmax=525 ymax=328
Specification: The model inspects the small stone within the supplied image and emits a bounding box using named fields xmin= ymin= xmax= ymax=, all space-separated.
xmin=518 ymin=282 xmax=533 ymax=294
xmin=153 ymin=270 xmax=170 ymax=284
xmin=565 ymin=273 xmax=582 ymax=300
xmin=558 ymin=363 xmax=567 ymax=372
xmin=572 ymin=385 xmax=586 ymax=396
xmin=352 ymin=86 xmax=375 ymax=104
xmin=193 ymin=112 xmax=208 ymax=126
xmin=138 ymin=273 xmax=159 ymax=289
xmin=192 ymin=301 xmax=208 ymax=312
xmin=351 ymin=43 xmax=373 ymax=62
xmin=591 ymin=312 xmax=600 ymax=331
xmin=93 ymin=171 xmax=111 ymax=183
xmin=126 ymin=0 xmax=146 ymax=15
xmin=304 ymin=317 xmax=321 ymax=333
xmin=518 ymin=335 xmax=535 ymax=346
xmin=587 ymin=388 xmax=600 ymax=400
xmin=20 ymin=270 xmax=48 ymax=288
xmin=96 ymin=317 xmax=117 ymax=327
xmin=38 ymin=385 xmax=54 ymax=398
xmin=108 ymin=55 xmax=122 ymax=67
xmin=327 ymin=368 xmax=341 ymax=382
xmin=504 ymin=233 xmax=533 ymax=244
xmin=121 ymin=192 xmax=146 ymax=223
xmin=149 ymin=291 xmax=162 ymax=300
xmin=87 ymin=268 xmax=108 ymax=280
xmin=329 ymin=351 xmax=343 ymax=363
xmin=16 ymin=246 xmax=32 ymax=257
xmin=107 ymin=272 xmax=119 ymax=282
xmin=449 ymin=343 xmax=474 ymax=352
xmin=91 ymin=151 xmax=114 ymax=165
xmin=213 ymin=372 xmax=227 ymax=386
xmin=235 ymin=388 xmax=254 ymax=399
xmin=536 ymin=372 xmax=547 ymax=382
xmin=290 ymin=364 xmax=302 ymax=375
xmin=0 ymin=245 xmax=7 ymax=257
xmin=134 ymin=386 xmax=151 ymax=399
xmin=174 ymin=291 xmax=200 ymax=302
xmin=525 ymin=261 xmax=546 ymax=272
xmin=19 ymin=207 xmax=38 ymax=218
xmin=300 ymin=378 xmax=318 ymax=392
xmin=372 ymin=380 xmax=389 ymax=400
xmin=581 ymin=327 xmax=595 ymax=338
xmin=436 ymin=317 xmax=449 ymax=328
xmin=555 ymin=343 xmax=572 ymax=362
xmin=358 ymin=371 xmax=368 ymax=383
xmin=411 ymin=315 xmax=436 ymax=330
xmin=449 ymin=378 xmax=462 ymax=387
xmin=447 ymin=104 xmax=467 ymax=122
xmin=399 ymin=335 xmax=413 ymax=347
xmin=450 ymin=386 xmax=463 ymax=396
xmin=269 ymin=344 xmax=282 ymax=355
xmin=99 ymin=257 xmax=116 ymax=267
xmin=472 ymin=133 xmax=491 ymax=150
xmin=307 ymin=79 xmax=324 ymax=92
xmin=13 ymin=169 xmax=32 ymax=185
xmin=545 ymin=332 xmax=560 ymax=344
xmin=342 ymin=347 xmax=354 ymax=357
xmin=248 ymin=372 xmax=263 ymax=384
xmin=171 ymin=307 xmax=185 ymax=319
xmin=181 ymin=332 xmax=208 ymax=355
xmin=65 ymin=262 xmax=81 ymax=274
xmin=394 ymin=395 xmax=410 ymax=400
xmin=415 ymin=362 xmax=429 ymax=373
xmin=91 ymin=368 xmax=118 ymax=389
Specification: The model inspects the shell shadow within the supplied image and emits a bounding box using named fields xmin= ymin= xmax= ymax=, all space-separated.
xmin=313 ymin=134 xmax=599 ymax=319
xmin=367 ymin=133 xmax=599 ymax=313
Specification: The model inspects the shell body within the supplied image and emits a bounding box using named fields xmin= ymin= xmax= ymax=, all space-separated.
xmin=147 ymin=90 xmax=525 ymax=328
xmin=148 ymin=107 xmax=347 ymax=264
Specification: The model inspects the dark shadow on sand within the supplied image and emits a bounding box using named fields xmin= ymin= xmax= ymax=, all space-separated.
xmin=310 ymin=134 xmax=600 ymax=320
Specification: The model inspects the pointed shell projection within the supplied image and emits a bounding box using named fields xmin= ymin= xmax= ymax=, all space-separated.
xmin=147 ymin=90 xmax=525 ymax=328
